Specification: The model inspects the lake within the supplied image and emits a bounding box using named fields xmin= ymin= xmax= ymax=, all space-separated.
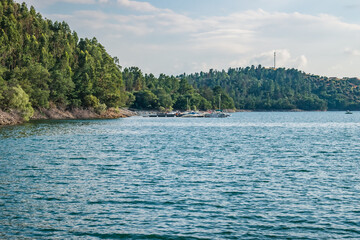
xmin=1 ymin=112 xmax=360 ymax=239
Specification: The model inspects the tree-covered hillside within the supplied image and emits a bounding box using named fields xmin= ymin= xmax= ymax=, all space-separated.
xmin=0 ymin=0 xmax=232 ymax=120
xmin=1 ymin=0 xmax=360 ymax=121
xmin=0 ymin=0 xmax=130 ymax=120
xmin=122 ymin=67 xmax=234 ymax=111
xmin=182 ymin=66 xmax=360 ymax=111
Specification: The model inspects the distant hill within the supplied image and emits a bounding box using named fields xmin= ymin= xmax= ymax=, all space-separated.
xmin=182 ymin=66 xmax=360 ymax=111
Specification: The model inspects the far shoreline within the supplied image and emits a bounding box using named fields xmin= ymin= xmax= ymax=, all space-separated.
xmin=0 ymin=108 xmax=354 ymax=127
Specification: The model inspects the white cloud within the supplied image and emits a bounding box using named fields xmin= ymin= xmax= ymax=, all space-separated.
xmin=345 ymin=48 xmax=360 ymax=56
xmin=38 ymin=2 xmax=360 ymax=76
xmin=117 ymin=0 xmax=159 ymax=12
xmin=230 ymin=49 xmax=308 ymax=70
xmin=25 ymin=0 xmax=106 ymax=8
xmin=296 ymin=55 xmax=308 ymax=69
xmin=64 ymin=0 xmax=96 ymax=3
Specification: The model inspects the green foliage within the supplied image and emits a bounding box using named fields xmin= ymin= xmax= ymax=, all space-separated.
xmin=184 ymin=66 xmax=360 ymax=111
xmin=84 ymin=94 xmax=100 ymax=108
xmin=0 ymin=1 xmax=232 ymax=114
xmin=172 ymin=93 xmax=211 ymax=111
xmin=0 ymin=67 xmax=8 ymax=108
xmin=0 ymin=0 xmax=128 ymax=119
xmin=125 ymin=92 xmax=135 ymax=106
xmin=173 ymin=95 xmax=189 ymax=111
xmin=50 ymin=69 xmax=74 ymax=106
xmin=8 ymin=85 xmax=34 ymax=120
xmin=1 ymin=0 xmax=359 ymax=117
xmin=211 ymin=86 xmax=234 ymax=109
xmin=132 ymin=90 xmax=159 ymax=109
xmin=95 ymin=102 xmax=106 ymax=114
xmin=178 ymin=78 xmax=193 ymax=95
xmin=121 ymin=67 xmax=218 ymax=111
xmin=83 ymin=94 xmax=106 ymax=114
xmin=15 ymin=63 xmax=51 ymax=108
xmin=154 ymin=88 xmax=172 ymax=110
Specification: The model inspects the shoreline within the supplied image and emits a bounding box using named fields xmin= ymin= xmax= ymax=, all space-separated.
xmin=0 ymin=107 xmax=137 ymax=126
xmin=0 ymin=108 xmax=352 ymax=126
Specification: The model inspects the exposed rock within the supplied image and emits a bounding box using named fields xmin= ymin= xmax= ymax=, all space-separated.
xmin=107 ymin=108 xmax=137 ymax=118
xmin=0 ymin=107 xmax=137 ymax=126
xmin=33 ymin=107 xmax=79 ymax=120
xmin=0 ymin=109 xmax=23 ymax=126
xmin=70 ymin=108 xmax=100 ymax=119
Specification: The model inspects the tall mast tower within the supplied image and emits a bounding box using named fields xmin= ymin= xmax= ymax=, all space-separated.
xmin=274 ymin=51 xmax=276 ymax=69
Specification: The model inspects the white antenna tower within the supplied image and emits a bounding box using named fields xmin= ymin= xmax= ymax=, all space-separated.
xmin=274 ymin=51 xmax=276 ymax=69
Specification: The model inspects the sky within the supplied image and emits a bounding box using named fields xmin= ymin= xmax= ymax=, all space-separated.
xmin=22 ymin=0 xmax=360 ymax=78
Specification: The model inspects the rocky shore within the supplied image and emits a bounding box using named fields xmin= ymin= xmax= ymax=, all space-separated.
xmin=0 ymin=107 xmax=137 ymax=126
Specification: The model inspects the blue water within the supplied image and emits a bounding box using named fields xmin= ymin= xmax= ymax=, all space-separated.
xmin=1 ymin=112 xmax=360 ymax=239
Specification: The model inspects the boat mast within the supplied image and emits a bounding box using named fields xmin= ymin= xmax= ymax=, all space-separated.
xmin=219 ymin=94 xmax=221 ymax=110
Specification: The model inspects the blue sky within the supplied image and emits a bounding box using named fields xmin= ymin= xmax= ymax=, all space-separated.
xmin=23 ymin=0 xmax=360 ymax=77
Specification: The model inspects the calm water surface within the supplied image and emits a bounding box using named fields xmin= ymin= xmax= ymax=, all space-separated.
xmin=1 ymin=112 xmax=360 ymax=239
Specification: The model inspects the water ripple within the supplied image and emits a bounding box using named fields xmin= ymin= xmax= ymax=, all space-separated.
xmin=1 ymin=112 xmax=360 ymax=239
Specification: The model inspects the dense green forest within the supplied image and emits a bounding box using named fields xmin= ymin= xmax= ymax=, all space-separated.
xmin=182 ymin=67 xmax=360 ymax=111
xmin=0 ymin=0 xmax=128 ymax=120
xmin=0 ymin=0 xmax=231 ymax=120
xmin=1 ymin=0 xmax=360 ymax=121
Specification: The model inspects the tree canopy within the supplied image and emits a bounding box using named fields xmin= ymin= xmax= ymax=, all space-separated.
xmin=1 ymin=0 xmax=360 ymax=118
xmin=0 ymin=0 xmax=230 ymax=115
xmin=0 ymin=0 xmax=127 ymax=114
xmin=183 ymin=66 xmax=360 ymax=111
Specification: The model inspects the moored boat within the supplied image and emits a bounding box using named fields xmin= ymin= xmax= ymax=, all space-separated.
xmin=204 ymin=111 xmax=230 ymax=118
xmin=146 ymin=112 xmax=178 ymax=117
xmin=180 ymin=111 xmax=205 ymax=118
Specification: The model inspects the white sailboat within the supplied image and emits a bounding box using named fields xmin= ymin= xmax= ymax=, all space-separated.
xmin=205 ymin=94 xmax=230 ymax=118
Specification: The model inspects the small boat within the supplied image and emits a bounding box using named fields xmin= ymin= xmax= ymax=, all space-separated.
xmin=204 ymin=95 xmax=231 ymax=118
xmin=204 ymin=110 xmax=230 ymax=118
xmin=146 ymin=112 xmax=177 ymax=117
xmin=180 ymin=111 xmax=205 ymax=118
xmin=345 ymin=110 xmax=353 ymax=114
